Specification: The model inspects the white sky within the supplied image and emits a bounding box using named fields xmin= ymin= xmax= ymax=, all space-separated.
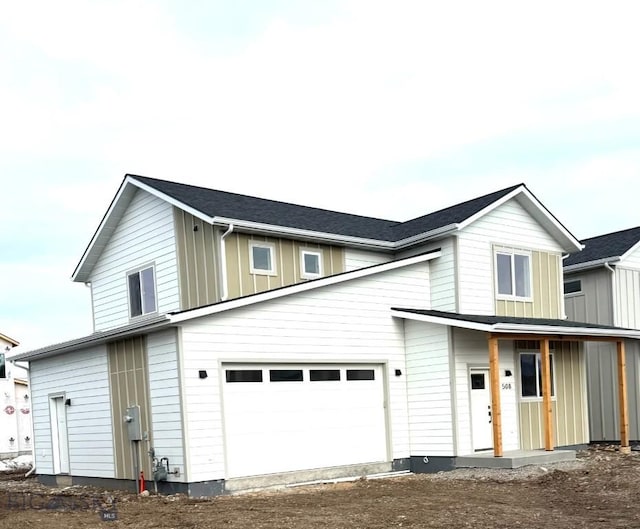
xmin=2 ymin=0 xmax=640 ymax=352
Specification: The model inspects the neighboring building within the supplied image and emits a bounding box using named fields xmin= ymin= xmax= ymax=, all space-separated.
xmin=13 ymin=175 xmax=639 ymax=496
xmin=564 ymin=226 xmax=640 ymax=442
xmin=0 ymin=332 xmax=32 ymax=458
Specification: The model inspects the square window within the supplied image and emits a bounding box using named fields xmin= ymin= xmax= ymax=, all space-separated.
xmin=127 ymin=266 xmax=157 ymax=318
xmin=249 ymin=243 xmax=276 ymax=275
xmin=564 ymin=280 xmax=582 ymax=295
xmin=301 ymin=250 xmax=322 ymax=279
xmin=495 ymin=250 xmax=532 ymax=300
xmin=520 ymin=352 xmax=554 ymax=398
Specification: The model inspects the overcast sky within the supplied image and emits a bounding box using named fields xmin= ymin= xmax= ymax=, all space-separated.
xmin=2 ymin=1 xmax=640 ymax=352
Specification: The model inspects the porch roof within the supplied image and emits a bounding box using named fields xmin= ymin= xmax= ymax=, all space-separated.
xmin=390 ymin=309 xmax=640 ymax=340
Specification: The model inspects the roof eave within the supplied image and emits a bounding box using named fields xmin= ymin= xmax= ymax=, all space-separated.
xmin=564 ymin=257 xmax=621 ymax=273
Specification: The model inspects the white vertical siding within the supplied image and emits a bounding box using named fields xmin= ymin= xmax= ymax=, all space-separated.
xmin=404 ymin=320 xmax=454 ymax=455
xmin=31 ymin=346 xmax=114 ymax=477
xmin=621 ymin=244 xmax=640 ymax=271
xmin=147 ymin=329 xmax=185 ymax=478
xmin=614 ymin=268 xmax=640 ymax=329
xmin=344 ymin=248 xmax=391 ymax=271
xmin=180 ymin=262 xmax=431 ymax=483
xmin=457 ymin=199 xmax=564 ymax=314
xmin=90 ymin=190 xmax=179 ymax=331
xmin=452 ymin=328 xmax=519 ymax=454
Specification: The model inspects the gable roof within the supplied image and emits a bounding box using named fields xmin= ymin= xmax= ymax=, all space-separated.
xmin=72 ymin=174 xmax=582 ymax=282
xmin=564 ymin=226 xmax=640 ymax=271
xmin=391 ymin=309 xmax=640 ymax=339
xmin=0 ymin=332 xmax=19 ymax=347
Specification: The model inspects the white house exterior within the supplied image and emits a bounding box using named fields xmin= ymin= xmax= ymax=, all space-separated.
xmin=13 ymin=175 xmax=640 ymax=495
xmin=1 ymin=332 xmax=32 ymax=459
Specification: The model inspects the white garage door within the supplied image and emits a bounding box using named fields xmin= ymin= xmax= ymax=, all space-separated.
xmin=222 ymin=364 xmax=388 ymax=478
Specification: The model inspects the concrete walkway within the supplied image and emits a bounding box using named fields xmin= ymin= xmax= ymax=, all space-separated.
xmin=456 ymin=449 xmax=576 ymax=469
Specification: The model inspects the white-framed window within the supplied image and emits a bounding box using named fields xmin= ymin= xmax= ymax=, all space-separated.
xmin=300 ymin=249 xmax=322 ymax=279
xmin=249 ymin=242 xmax=277 ymax=275
xmin=127 ymin=265 xmax=157 ymax=318
xmin=519 ymin=352 xmax=555 ymax=399
xmin=564 ymin=279 xmax=582 ymax=295
xmin=495 ymin=249 xmax=532 ymax=300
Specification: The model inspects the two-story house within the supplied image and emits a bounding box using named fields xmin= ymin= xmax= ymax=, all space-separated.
xmin=564 ymin=227 xmax=640 ymax=443
xmin=1 ymin=332 xmax=32 ymax=458
xmin=13 ymin=175 xmax=640 ymax=496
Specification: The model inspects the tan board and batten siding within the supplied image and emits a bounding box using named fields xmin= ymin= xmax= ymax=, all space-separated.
xmin=223 ymin=232 xmax=345 ymax=299
xmin=108 ymin=336 xmax=153 ymax=479
xmin=495 ymin=250 xmax=563 ymax=318
xmin=517 ymin=341 xmax=588 ymax=450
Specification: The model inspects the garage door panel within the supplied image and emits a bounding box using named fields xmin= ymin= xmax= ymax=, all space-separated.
xmin=222 ymin=364 xmax=387 ymax=477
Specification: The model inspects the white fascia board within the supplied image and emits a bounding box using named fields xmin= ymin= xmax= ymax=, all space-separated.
xmin=211 ymin=216 xmax=396 ymax=250
xmin=392 ymin=225 xmax=459 ymax=250
xmin=619 ymin=239 xmax=640 ymax=266
xmin=170 ymin=250 xmax=441 ymax=324
xmin=563 ymin=257 xmax=620 ymax=273
xmin=0 ymin=333 xmax=19 ymax=346
xmin=10 ymin=315 xmax=170 ymax=362
xmin=389 ymin=309 xmax=493 ymax=332
xmin=458 ymin=186 xmax=582 ymax=253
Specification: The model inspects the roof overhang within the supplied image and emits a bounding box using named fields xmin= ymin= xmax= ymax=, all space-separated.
xmin=0 ymin=333 xmax=19 ymax=347
xmin=564 ymin=257 xmax=621 ymax=273
xmin=391 ymin=309 xmax=640 ymax=341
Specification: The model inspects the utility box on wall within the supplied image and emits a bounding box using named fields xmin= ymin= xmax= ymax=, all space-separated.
xmin=124 ymin=405 xmax=142 ymax=441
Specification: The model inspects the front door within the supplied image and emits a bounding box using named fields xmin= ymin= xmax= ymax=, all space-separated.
xmin=470 ymin=369 xmax=493 ymax=451
xmin=50 ymin=396 xmax=70 ymax=474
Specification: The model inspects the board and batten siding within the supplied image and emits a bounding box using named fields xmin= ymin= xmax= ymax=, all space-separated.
xmin=517 ymin=341 xmax=588 ymax=450
xmin=457 ymin=198 xmax=565 ymax=315
xmin=224 ymin=232 xmax=344 ymax=299
xmin=90 ymin=189 xmax=180 ymax=331
xmin=30 ymin=345 xmax=114 ymax=477
xmin=404 ymin=320 xmax=454 ymax=455
xmin=452 ymin=329 xmax=519 ymax=454
xmin=179 ymin=261 xmax=431 ymax=483
xmin=614 ymin=267 xmax=640 ymax=329
xmin=147 ymin=329 xmax=185 ymax=480
xmin=174 ymin=209 xmax=220 ymax=310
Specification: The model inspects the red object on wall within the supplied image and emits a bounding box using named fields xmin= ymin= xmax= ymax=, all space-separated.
xmin=20 ymin=408 xmax=30 ymax=414
xmin=4 ymin=405 xmax=15 ymax=415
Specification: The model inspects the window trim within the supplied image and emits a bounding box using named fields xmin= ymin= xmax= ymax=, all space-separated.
xmin=495 ymin=248 xmax=533 ymax=301
xmin=518 ymin=351 xmax=555 ymax=400
xmin=300 ymin=249 xmax=323 ymax=279
xmin=126 ymin=264 xmax=158 ymax=319
xmin=249 ymin=242 xmax=277 ymax=276
xmin=563 ymin=279 xmax=582 ymax=296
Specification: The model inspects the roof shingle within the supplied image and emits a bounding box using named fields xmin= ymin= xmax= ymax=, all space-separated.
xmin=564 ymin=226 xmax=640 ymax=267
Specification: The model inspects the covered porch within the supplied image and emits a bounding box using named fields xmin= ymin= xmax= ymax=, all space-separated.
xmin=392 ymin=309 xmax=640 ymax=462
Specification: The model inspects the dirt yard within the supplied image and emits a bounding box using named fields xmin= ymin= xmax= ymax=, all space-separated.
xmin=1 ymin=446 xmax=639 ymax=528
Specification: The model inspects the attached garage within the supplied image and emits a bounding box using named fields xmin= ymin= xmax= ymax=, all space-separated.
xmin=221 ymin=363 xmax=388 ymax=478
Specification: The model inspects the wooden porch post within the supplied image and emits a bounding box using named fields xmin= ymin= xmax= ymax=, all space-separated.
xmin=540 ymin=338 xmax=554 ymax=451
xmin=617 ymin=340 xmax=630 ymax=454
xmin=488 ymin=335 xmax=502 ymax=457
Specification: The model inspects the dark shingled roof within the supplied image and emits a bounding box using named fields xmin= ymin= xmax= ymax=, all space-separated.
xmin=393 ymin=309 xmax=633 ymax=331
xmin=564 ymin=226 xmax=640 ymax=267
xmin=130 ymin=175 xmax=522 ymax=242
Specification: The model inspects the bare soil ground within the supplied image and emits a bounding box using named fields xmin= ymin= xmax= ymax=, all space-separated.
xmin=1 ymin=446 xmax=639 ymax=528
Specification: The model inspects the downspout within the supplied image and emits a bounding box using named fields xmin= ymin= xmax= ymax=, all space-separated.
xmin=604 ymin=262 xmax=617 ymax=327
xmin=220 ymin=223 xmax=234 ymax=301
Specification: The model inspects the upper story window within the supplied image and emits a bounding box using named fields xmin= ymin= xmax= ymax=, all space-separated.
xmin=495 ymin=249 xmax=532 ymax=300
xmin=564 ymin=279 xmax=582 ymax=295
xmin=128 ymin=266 xmax=157 ymax=318
xmin=301 ymin=250 xmax=322 ymax=279
xmin=0 ymin=353 xmax=5 ymax=378
xmin=520 ymin=352 xmax=555 ymax=399
xmin=249 ymin=242 xmax=277 ymax=275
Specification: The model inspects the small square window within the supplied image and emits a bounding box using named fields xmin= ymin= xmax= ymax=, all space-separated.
xmin=127 ymin=266 xmax=156 ymax=318
xmin=301 ymin=250 xmax=322 ymax=279
xmin=249 ymin=242 xmax=276 ymax=275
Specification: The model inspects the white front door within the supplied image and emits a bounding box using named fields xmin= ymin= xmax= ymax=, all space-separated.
xmin=470 ymin=369 xmax=493 ymax=451
xmin=50 ymin=396 xmax=70 ymax=474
